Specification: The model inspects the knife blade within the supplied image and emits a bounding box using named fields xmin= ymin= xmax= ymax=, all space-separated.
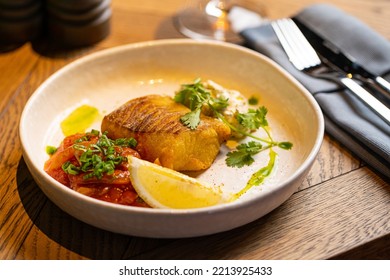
xmin=292 ymin=17 xmax=390 ymax=101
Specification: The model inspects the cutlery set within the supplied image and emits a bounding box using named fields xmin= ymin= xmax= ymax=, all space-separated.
xmin=271 ymin=18 xmax=390 ymax=125
xmin=229 ymin=7 xmax=389 ymax=126
xmin=293 ymin=18 xmax=390 ymax=98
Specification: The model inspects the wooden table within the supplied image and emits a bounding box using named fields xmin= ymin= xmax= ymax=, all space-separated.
xmin=1 ymin=0 xmax=389 ymax=260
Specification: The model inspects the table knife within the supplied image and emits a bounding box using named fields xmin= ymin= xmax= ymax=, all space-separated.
xmin=293 ymin=17 xmax=390 ymax=100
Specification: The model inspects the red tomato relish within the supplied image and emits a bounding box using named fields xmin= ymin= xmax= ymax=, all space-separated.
xmin=44 ymin=130 xmax=149 ymax=207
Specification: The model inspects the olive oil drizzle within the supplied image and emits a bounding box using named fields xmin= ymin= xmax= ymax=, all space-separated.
xmin=61 ymin=105 xmax=100 ymax=136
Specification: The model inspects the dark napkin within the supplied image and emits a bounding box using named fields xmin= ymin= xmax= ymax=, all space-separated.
xmin=241 ymin=3 xmax=390 ymax=179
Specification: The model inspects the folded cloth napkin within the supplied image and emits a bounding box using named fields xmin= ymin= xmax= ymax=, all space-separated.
xmin=240 ymin=3 xmax=390 ymax=180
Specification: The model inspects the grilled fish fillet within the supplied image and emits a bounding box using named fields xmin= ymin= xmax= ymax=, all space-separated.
xmin=101 ymin=95 xmax=231 ymax=171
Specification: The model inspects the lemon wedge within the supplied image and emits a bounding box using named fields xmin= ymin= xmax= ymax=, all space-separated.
xmin=128 ymin=156 xmax=225 ymax=209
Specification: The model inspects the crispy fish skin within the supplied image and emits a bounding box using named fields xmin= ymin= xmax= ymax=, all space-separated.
xmin=101 ymin=95 xmax=231 ymax=171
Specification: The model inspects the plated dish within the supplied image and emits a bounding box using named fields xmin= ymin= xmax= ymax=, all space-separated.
xmin=19 ymin=39 xmax=324 ymax=238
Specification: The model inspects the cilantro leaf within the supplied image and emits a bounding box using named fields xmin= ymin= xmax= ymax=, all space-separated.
xmin=226 ymin=141 xmax=263 ymax=168
xmin=226 ymin=150 xmax=255 ymax=168
xmin=236 ymin=106 xmax=268 ymax=130
xmin=174 ymin=78 xmax=210 ymax=109
xmin=180 ymin=109 xmax=201 ymax=130
xmin=174 ymin=78 xmax=211 ymax=129
xmin=210 ymin=96 xmax=229 ymax=111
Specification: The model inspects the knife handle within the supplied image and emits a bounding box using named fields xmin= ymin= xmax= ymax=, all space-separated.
xmin=340 ymin=77 xmax=390 ymax=125
xmin=375 ymin=76 xmax=390 ymax=95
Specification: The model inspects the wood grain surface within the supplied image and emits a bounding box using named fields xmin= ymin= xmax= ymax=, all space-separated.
xmin=0 ymin=0 xmax=389 ymax=260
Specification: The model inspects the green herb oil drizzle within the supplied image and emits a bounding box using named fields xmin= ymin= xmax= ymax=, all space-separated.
xmin=230 ymin=148 xmax=277 ymax=201
xmin=61 ymin=105 xmax=100 ymax=136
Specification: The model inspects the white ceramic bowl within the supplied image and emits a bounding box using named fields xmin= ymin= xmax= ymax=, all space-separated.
xmin=20 ymin=39 xmax=324 ymax=238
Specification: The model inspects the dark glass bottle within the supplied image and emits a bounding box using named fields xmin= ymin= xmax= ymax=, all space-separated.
xmin=0 ymin=0 xmax=44 ymax=47
xmin=46 ymin=0 xmax=111 ymax=47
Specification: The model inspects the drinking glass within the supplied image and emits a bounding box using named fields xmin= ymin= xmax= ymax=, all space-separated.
xmin=174 ymin=0 xmax=266 ymax=43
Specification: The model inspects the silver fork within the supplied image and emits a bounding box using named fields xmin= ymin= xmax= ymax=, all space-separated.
xmin=271 ymin=18 xmax=390 ymax=125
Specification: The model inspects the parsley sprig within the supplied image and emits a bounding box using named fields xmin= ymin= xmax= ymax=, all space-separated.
xmin=174 ymin=78 xmax=293 ymax=187
xmin=61 ymin=130 xmax=137 ymax=180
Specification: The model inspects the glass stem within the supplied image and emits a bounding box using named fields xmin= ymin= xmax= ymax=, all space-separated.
xmin=207 ymin=0 xmax=231 ymax=41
